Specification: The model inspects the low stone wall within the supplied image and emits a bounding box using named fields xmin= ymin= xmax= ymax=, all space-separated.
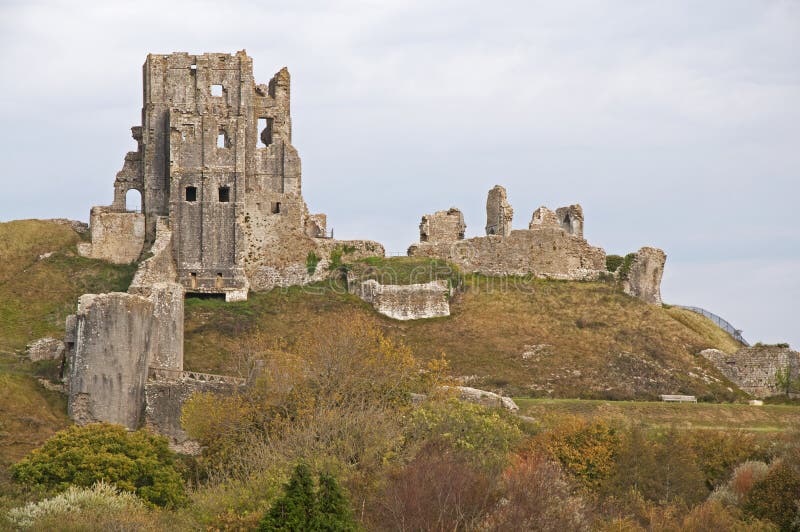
xmin=408 ymin=228 xmax=606 ymax=279
xmin=248 ymin=238 xmax=385 ymax=292
xmin=701 ymin=346 xmax=800 ymax=397
xmin=352 ymin=279 xmax=450 ymax=320
xmin=145 ymin=376 xmax=244 ymax=454
xmin=26 ymin=337 xmax=65 ymax=362
xmin=77 ymin=207 xmax=144 ymax=264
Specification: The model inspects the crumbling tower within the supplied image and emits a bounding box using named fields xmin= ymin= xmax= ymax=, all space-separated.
xmin=485 ymin=185 xmax=513 ymax=236
xmin=78 ymin=51 xmax=357 ymax=300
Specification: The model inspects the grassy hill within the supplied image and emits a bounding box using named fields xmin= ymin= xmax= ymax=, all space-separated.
xmin=0 ymin=220 xmax=137 ymax=357
xmin=184 ymin=257 xmax=746 ymax=401
xmin=0 ymin=220 xmax=136 ymax=471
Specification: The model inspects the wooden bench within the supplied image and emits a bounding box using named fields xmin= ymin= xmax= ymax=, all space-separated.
xmin=660 ymin=394 xmax=697 ymax=403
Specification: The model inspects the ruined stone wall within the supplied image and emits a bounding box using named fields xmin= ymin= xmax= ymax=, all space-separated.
xmin=555 ymin=205 xmax=584 ymax=238
xmin=529 ymin=207 xmax=559 ymax=229
xmin=68 ymin=213 xmax=185 ymax=429
xmin=77 ymin=207 xmax=144 ymax=264
xmin=248 ymin=238 xmax=384 ymax=291
xmin=701 ymin=346 xmax=800 ymax=398
xmin=67 ymin=293 xmax=154 ymax=427
xmin=420 ymin=208 xmax=466 ymax=243
xmin=409 ymin=228 xmax=606 ymax=278
xmin=145 ymin=375 xmax=244 ymax=454
xmin=161 ymin=53 xmax=249 ymax=296
xmin=485 ymin=185 xmax=513 ymax=236
xmin=622 ymin=247 xmax=666 ymax=305
xmin=352 ymin=279 xmax=450 ymax=320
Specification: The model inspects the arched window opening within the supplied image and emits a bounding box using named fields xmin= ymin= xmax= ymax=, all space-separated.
xmin=125 ymin=189 xmax=142 ymax=212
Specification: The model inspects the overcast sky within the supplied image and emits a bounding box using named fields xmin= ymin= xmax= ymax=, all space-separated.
xmin=1 ymin=0 xmax=798 ymax=348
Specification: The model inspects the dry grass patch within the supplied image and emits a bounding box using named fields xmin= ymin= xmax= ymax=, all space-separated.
xmin=184 ymin=275 xmax=747 ymax=401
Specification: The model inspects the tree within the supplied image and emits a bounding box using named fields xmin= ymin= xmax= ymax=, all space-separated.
xmin=312 ymin=472 xmax=357 ymax=531
xmin=11 ymin=423 xmax=185 ymax=507
xmin=486 ymin=452 xmax=590 ymax=532
xmin=603 ymin=426 xmax=707 ymax=506
xmin=259 ymin=464 xmax=358 ymax=532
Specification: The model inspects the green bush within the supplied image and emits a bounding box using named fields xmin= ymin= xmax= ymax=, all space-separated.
xmin=259 ymin=463 xmax=357 ymax=531
xmin=11 ymin=423 xmax=186 ymax=508
xmin=306 ymin=251 xmax=320 ymax=275
xmin=606 ymin=255 xmax=624 ymax=273
xmin=410 ymin=399 xmax=523 ymax=471
xmin=617 ymin=253 xmax=637 ymax=281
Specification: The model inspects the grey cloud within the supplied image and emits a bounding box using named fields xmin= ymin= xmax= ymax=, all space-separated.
xmin=0 ymin=0 xmax=797 ymax=347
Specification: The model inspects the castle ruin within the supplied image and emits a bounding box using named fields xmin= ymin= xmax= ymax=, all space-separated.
xmin=62 ymin=52 xmax=669 ymax=448
xmin=408 ymin=185 xmax=666 ymax=302
xmin=65 ymin=51 xmax=382 ymax=448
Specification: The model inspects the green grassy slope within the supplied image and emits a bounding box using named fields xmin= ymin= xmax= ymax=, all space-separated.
xmin=185 ymin=258 xmax=749 ymax=401
xmin=0 ymin=220 xmax=137 ymax=470
xmin=0 ymin=220 xmax=137 ymax=356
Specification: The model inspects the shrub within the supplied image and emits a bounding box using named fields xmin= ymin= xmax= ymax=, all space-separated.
xmin=617 ymin=253 xmax=637 ymax=281
xmin=306 ymin=251 xmax=320 ymax=275
xmin=536 ymin=417 xmax=620 ymax=490
xmin=683 ymin=430 xmax=770 ymax=489
xmin=603 ymin=426 xmax=707 ymax=506
xmin=680 ymin=500 xmax=776 ymax=532
xmin=328 ymin=246 xmax=344 ymax=271
xmin=484 ymin=451 xmax=591 ymax=531
xmin=7 ymin=481 xmax=143 ymax=529
xmin=11 ymin=423 xmax=186 ymax=507
xmin=729 ymin=461 xmax=770 ymax=501
xmin=410 ymin=399 xmax=523 ymax=471
xmin=259 ymin=463 xmax=357 ymax=531
xmin=742 ymin=460 xmax=800 ymax=530
xmin=606 ymin=255 xmax=624 ymax=273
xmin=372 ymin=445 xmax=495 ymax=531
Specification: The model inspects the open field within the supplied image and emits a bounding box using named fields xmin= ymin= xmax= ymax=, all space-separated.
xmin=515 ymin=397 xmax=800 ymax=432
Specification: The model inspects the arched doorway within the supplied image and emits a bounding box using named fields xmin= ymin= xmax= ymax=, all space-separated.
xmin=125 ymin=189 xmax=142 ymax=212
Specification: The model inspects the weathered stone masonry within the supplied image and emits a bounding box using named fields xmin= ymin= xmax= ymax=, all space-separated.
xmin=66 ymin=51 xmax=383 ymax=447
xmin=78 ymin=50 xmax=383 ymax=299
xmin=701 ymin=346 xmax=800 ymax=398
xmin=409 ymin=185 xmax=608 ymax=280
xmin=63 ymin=53 xmax=673 ymax=448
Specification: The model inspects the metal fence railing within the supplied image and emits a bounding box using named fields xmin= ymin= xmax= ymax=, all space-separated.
xmin=676 ymin=305 xmax=750 ymax=346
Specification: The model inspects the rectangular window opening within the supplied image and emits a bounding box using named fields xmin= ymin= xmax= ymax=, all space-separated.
xmin=218 ymin=186 xmax=230 ymax=202
xmin=190 ymin=272 xmax=197 ymax=289
xmin=211 ymin=84 xmax=223 ymax=97
xmin=217 ymin=128 xmax=227 ymax=148
xmin=185 ymin=186 xmax=197 ymax=202
xmin=271 ymin=202 xmax=281 ymax=214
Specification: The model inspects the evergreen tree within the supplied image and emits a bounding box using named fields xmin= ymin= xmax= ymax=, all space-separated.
xmin=259 ymin=464 xmax=359 ymax=531
xmin=312 ymin=472 xmax=358 ymax=531
xmin=260 ymin=463 xmax=316 ymax=531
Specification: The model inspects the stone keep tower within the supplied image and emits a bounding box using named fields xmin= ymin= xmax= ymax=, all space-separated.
xmin=78 ymin=51 xmax=345 ymax=300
